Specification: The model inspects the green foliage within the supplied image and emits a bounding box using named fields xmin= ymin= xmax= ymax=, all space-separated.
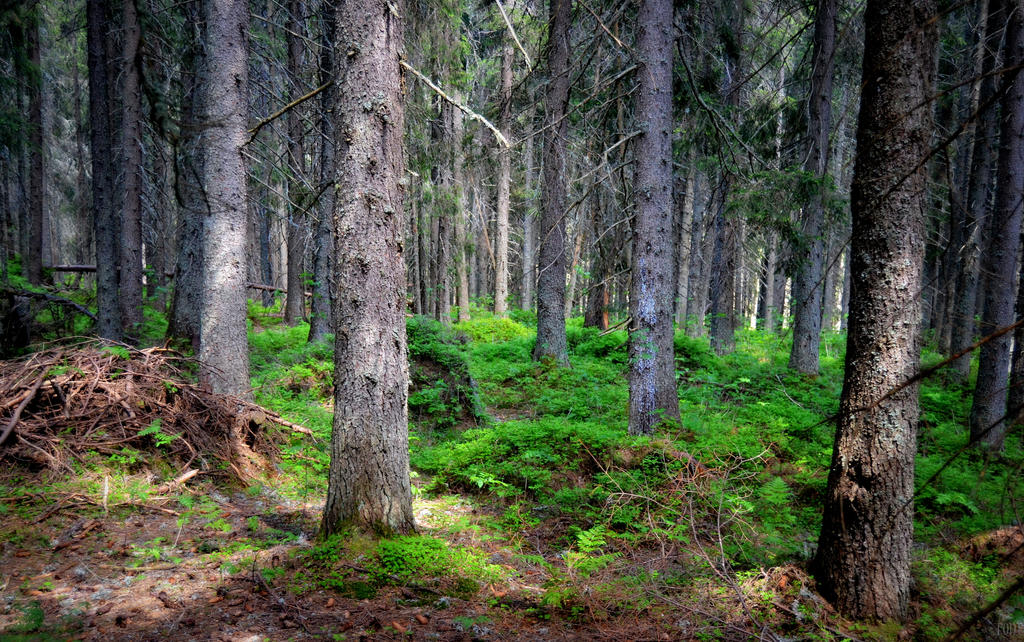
xmin=454 ymin=315 xmax=531 ymax=342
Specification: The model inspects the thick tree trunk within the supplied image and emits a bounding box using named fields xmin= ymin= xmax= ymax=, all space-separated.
xmin=284 ymin=0 xmax=307 ymax=326
xmin=789 ymin=0 xmax=836 ymax=374
xmin=969 ymin=5 xmax=1024 ymax=452
xmin=629 ymin=0 xmax=680 ymax=435
xmin=320 ymin=0 xmax=414 ymax=537
xmin=308 ymin=0 xmax=335 ymax=342
xmin=814 ymin=0 xmax=936 ymax=620
xmin=120 ymin=0 xmax=144 ymax=336
xmin=494 ymin=41 xmax=513 ymax=317
xmin=533 ymin=0 xmax=570 ymax=365
xmin=87 ymin=0 xmax=121 ymax=340
xmin=197 ymin=0 xmax=251 ymax=398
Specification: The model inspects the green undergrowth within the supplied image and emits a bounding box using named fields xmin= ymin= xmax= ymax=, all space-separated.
xmin=294 ymin=532 xmax=505 ymax=600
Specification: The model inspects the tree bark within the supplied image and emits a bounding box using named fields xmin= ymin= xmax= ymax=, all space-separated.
xmin=952 ymin=0 xmax=1005 ymax=378
xmin=308 ymin=0 xmax=335 ymax=342
xmin=674 ymin=161 xmax=696 ymax=328
xmin=494 ymin=41 xmax=513 ymax=317
xmin=521 ymin=102 xmax=538 ymax=311
xmin=969 ymin=3 xmax=1024 ymax=452
xmin=813 ymin=0 xmax=936 ymax=620
xmin=320 ymin=0 xmax=414 ymax=537
xmin=284 ymin=0 xmax=307 ymax=326
xmin=87 ymin=0 xmax=121 ymax=340
xmin=629 ymin=0 xmax=680 ymax=435
xmin=789 ymin=0 xmax=836 ymax=374
xmin=197 ymin=0 xmax=251 ymax=398
xmin=120 ymin=0 xmax=144 ymax=336
xmin=533 ymin=0 xmax=571 ymax=365
xmin=26 ymin=14 xmax=44 ymax=287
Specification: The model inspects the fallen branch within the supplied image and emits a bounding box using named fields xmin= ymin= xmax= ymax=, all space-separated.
xmin=0 ymin=286 xmax=97 ymax=322
xmin=400 ymin=60 xmax=510 ymax=148
xmin=0 ymin=374 xmax=45 ymax=447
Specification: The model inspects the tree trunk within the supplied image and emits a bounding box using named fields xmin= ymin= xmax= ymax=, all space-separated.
xmin=952 ymin=0 xmax=1005 ymax=378
xmin=453 ymin=98 xmax=470 ymax=323
xmin=308 ymin=0 xmax=335 ymax=342
xmin=521 ymin=102 xmax=537 ymax=311
xmin=320 ymin=0 xmax=414 ymax=537
xmin=284 ymin=0 xmax=307 ymax=326
xmin=629 ymin=0 xmax=680 ymax=435
xmin=674 ymin=161 xmax=696 ymax=328
xmin=26 ymin=15 xmax=44 ymax=287
xmin=494 ymin=41 xmax=513 ymax=317
xmin=709 ymin=181 xmax=737 ymax=354
xmin=789 ymin=0 xmax=836 ymax=374
xmin=197 ymin=0 xmax=251 ymax=398
xmin=969 ymin=5 xmax=1024 ymax=452
xmin=533 ymin=0 xmax=570 ymax=365
xmin=87 ymin=0 xmax=121 ymax=340
xmin=119 ymin=0 xmax=144 ymax=337
xmin=813 ymin=0 xmax=936 ymax=620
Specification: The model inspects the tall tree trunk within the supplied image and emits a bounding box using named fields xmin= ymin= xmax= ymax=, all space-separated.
xmin=453 ymin=98 xmax=470 ymax=323
xmin=709 ymin=180 xmax=737 ymax=354
xmin=813 ymin=0 xmax=936 ymax=619
xmin=168 ymin=5 xmax=204 ymax=349
xmin=521 ymin=102 xmax=537 ymax=311
xmin=629 ymin=0 xmax=680 ymax=435
xmin=533 ymin=0 xmax=570 ymax=365
xmin=197 ymin=0 xmax=251 ymax=398
xmin=494 ymin=41 xmax=513 ymax=317
xmin=308 ymin=0 xmax=335 ymax=342
xmin=789 ymin=0 xmax=836 ymax=373
xmin=87 ymin=0 xmax=121 ymax=340
xmin=120 ymin=0 xmax=144 ymax=336
xmin=284 ymin=0 xmax=307 ymax=325
xmin=969 ymin=4 xmax=1024 ymax=452
xmin=26 ymin=14 xmax=44 ymax=286
xmin=952 ymin=0 xmax=1005 ymax=378
xmin=674 ymin=161 xmax=696 ymax=328
xmin=320 ymin=0 xmax=414 ymax=537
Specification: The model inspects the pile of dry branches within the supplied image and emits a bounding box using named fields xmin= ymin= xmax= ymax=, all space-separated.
xmin=0 ymin=341 xmax=310 ymax=481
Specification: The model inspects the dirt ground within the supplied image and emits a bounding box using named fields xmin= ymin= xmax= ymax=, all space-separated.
xmin=0 ymin=483 xmax=689 ymax=642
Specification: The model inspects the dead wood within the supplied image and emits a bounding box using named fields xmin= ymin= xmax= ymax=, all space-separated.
xmin=0 ymin=340 xmax=312 ymax=482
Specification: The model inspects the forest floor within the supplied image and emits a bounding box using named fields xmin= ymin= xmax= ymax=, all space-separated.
xmin=2 ymin=307 xmax=1023 ymax=641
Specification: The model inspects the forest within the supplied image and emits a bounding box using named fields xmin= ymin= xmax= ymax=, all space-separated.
xmin=0 ymin=0 xmax=1023 ymax=639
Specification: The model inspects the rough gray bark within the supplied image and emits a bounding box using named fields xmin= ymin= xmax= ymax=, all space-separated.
xmin=674 ymin=162 xmax=696 ymax=328
xmin=952 ymin=0 xmax=1005 ymax=378
xmin=308 ymin=0 xmax=335 ymax=343
xmin=196 ymin=0 xmax=251 ymax=398
xmin=813 ymin=0 xmax=936 ymax=620
xmin=320 ymin=0 xmax=414 ymax=537
xmin=87 ymin=0 xmax=121 ymax=340
xmin=969 ymin=4 xmax=1024 ymax=452
xmin=533 ymin=0 xmax=570 ymax=365
xmin=284 ymin=0 xmax=307 ymax=326
xmin=26 ymin=15 xmax=43 ymax=287
xmin=789 ymin=0 xmax=836 ymax=374
xmin=494 ymin=41 xmax=513 ymax=317
xmin=168 ymin=5 xmax=204 ymax=350
xmin=452 ymin=100 xmax=470 ymax=323
xmin=708 ymin=182 xmax=737 ymax=354
xmin=120 ymin=0 xmax=144 ymax=336
xmin=521 ymin=103 xmax=537 ymax=311
xmin=629 ymin=0 xmax=680 ymax=436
